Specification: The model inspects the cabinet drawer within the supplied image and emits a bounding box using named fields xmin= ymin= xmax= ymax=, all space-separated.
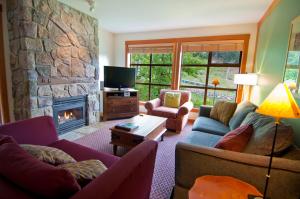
xmin=107 ymin=98 xmax=137 ymax=105
xmin=108 ymin=105 xmax=137 ymax=113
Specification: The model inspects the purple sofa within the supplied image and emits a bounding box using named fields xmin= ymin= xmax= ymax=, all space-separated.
xmin=0 ymin=116 xmax=158 ymax=199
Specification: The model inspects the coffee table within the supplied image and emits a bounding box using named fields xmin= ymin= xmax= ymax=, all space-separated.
xmin=110 ymin=114 xmax=167 ymax=155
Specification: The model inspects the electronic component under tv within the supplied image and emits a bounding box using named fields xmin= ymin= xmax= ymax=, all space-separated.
xmin=104 ymin=66 xmax=136 ymax=90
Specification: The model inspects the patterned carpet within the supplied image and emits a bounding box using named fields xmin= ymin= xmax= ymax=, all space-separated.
xmin=74 ymin=120 xmax=192 ymax=199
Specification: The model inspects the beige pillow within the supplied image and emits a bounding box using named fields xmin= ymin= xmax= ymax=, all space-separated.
xmin=58 ymin=160 xmax=107 ymax=186
xmin=210 ymin=101 xmax=237 ymax=126
xmin=21 ymin=144 xmax=76 ymax=165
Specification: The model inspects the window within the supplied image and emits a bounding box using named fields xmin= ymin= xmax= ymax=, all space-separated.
xmin=180 ymin=47 xmax=242 ymax=107
xmin=126 ymin=35 xmax=249 ymax=106
xmin=128 ymin=45 xmax=174 ymax=101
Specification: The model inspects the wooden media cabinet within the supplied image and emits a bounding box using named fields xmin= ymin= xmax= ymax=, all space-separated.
xmin=103 ymin=89 xmax=139 ymax=121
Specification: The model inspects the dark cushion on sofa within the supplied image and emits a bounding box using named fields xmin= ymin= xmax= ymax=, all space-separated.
xmin=0 ymin=142 xmax=81 ymax=199
xmin=182 ymin=131 xmax=222 ymax=147
xmin=229 ymin=101 xmax=257 ymax=130
xmin=49 ymin=139 xmax=120 ymax=168
xmin=192 ymin=117 xmax=230 ymax=136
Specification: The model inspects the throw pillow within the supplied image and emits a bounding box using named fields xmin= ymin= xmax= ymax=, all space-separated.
xmin=210 ymin=101 xmax=237 ymax=126
xmin=215 ymin=124 xmax=253 ymax=152
xmin=164 ymin=92 xmax=181 ymax=108
xmin=241 ymin=112 xmax=294 ymax=155
xmin=0 ymin=134 xmax=17 ymax=145
xmin=58 ymin=160 xmax=107 ymax=187
xmin=189 ymin=175 xmax=262 ymax=199
xmin=0 ymin=142 xmax=80 ymax=198
xmin=21 ymin=144 xmax=76 ymax=165
xmin=229 ymin=101 xmax=257 ymax=130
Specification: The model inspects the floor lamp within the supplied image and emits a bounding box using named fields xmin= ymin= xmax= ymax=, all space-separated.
xmin=256 ymin=83 xmax=300 ymax=199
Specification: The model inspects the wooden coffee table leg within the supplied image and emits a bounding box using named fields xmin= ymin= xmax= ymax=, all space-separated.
xmin=113 ymin=145 xmax=118 ymax=155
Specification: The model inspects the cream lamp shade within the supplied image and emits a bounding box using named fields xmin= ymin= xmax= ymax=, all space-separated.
xmin=256 ymin=83 xmax=300 ymax=120
xmin=234 ymin=73 xmax=258 ymax=86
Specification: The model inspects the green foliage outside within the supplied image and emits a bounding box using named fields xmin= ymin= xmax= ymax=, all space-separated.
xmin=131 ymin=51 xmax=240 ymax=107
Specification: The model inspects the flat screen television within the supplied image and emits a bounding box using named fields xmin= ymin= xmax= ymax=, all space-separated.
xmin=104 ymin=66 xmax=136 ymax=90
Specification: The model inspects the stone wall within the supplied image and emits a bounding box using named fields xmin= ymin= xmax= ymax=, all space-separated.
xmin=6 ymin=0 xmax=100 ymax=124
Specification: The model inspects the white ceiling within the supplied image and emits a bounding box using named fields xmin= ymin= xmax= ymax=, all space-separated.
xmin=58 ymin=0 xmax=273 ymax=33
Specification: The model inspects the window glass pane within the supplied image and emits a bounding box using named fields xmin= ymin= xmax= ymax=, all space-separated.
xmin=206 ymin=89 xmax=236 ymax=106
xmin=130 ymin=54 xmax=150 ymax=64
xmin=180 ymin=67 xmax=207 ymax=87
xmin=284 ymin=68 xmax=299 ymax=82
xmin=152 ymin=53 xmax=173 ymax=64
xmin=182 ymin=52 xmax=209 ymax=65
xmin=131 ymin=65 xmax=150 ymax=83
xmin=208 ymin=67 xmax=239 ymax=89
xmin=151 ymin=66 xmax=172 ymax=84
xmin=135 ymin=84 xmax=149 ymax=101
xmin=211 ymin=51 xmax=241 ymax=64
xmin=150 ymin=85 xmax=170 ymax=100
xmin=180 ymin=87 xmax=205 ymax=107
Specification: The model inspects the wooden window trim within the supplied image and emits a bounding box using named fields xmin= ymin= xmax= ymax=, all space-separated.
xmin=125 ymin=34 xmax=250 ymax=104
xmin=0 ymin=5 xmax=10 ymax=124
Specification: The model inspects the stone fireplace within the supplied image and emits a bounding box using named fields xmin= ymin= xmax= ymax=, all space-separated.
xmin=6 ymin=0 xmax=100 ymax=126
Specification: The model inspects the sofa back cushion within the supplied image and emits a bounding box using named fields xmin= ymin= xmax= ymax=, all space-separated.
xmin=210 ymin=101 xmax=237 ymax=126
xmin=0 ymin=116 xmax=58 ymax=145
xmin=229 ymin=101 xmax=257 ymax=130
xmin=215 ymin=124 xmax=253 ymax=152
xmin=160 ymin=89 xmax=191 ymax=106
xmin=241 ymin=112 xmax=294 ymax=155
xmin=163 ymin=92 xmax=181 ymax=108
xmin=0 ymin=142 xmax=80 ymax=198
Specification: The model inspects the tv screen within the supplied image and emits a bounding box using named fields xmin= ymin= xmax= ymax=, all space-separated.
xmin=104 ymin=66 xmax=136 ymax=89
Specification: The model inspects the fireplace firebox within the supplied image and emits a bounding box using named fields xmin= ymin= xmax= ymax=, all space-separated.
xmin=53 ymin=96 xmax=87 ymax=135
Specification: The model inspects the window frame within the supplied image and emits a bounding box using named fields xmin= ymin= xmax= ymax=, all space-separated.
xmin=180 ymin=51 xmax=242 ymax=105
xmin=130 ymin=53 xmax=173 ymax=101
xmin=125 ymin=34 xmax=250 ymax=110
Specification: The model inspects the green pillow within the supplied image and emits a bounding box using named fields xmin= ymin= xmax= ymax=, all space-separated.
xmin=163 ymin=92 xmax=181 ymax=108
xmin=229 ymin=101 xmax=257 ymax=130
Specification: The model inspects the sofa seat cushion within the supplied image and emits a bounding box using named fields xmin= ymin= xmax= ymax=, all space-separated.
xmin=182 ymin=131 xmax=222 ymax=147
xmin=151 ymin=106 xmax=178 ymax=119
xmin=49 ymin=139 xmax=120 ymax=168
xmin=192 ymin=117 xmax=230 ymax=136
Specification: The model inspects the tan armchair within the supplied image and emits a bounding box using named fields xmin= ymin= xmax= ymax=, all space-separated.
xmin=145 ymin=89 xmax=193 ymax=133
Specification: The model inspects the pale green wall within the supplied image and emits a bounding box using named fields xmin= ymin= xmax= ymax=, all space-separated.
xmin=252 ymin=0 xmax=300 ymax=146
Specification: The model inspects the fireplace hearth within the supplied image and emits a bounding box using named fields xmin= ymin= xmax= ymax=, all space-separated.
xmin=53 ymin=96 xmax=87 ymax=135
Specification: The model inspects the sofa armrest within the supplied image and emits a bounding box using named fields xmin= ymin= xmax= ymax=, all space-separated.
xmin=175 ymin=142 xmax=300 ymax=199
xmin=199 ymin=105 xmax=212 ymax=117
xmin=71 ymin=141 xmax=158 ymax=199
xmin=178 ymin=101 xmax=193 ymax=117
xmin=145 ymin=98 xmax=161 ymax=111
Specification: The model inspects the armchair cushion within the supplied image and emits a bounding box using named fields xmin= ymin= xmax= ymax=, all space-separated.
xmin=151 ymin=106 xmax=178 ymax=119
xmin=192 ymin=117 xmax=230 ymax=136
xmin=164 ymin=92 xmax=181 ymax=108
xmin=145 ymin=98 xmax=161 ymax=111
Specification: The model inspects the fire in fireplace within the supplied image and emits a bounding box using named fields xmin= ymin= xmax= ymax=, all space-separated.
xmin=53 ymin=96 xmax=87 ymax=135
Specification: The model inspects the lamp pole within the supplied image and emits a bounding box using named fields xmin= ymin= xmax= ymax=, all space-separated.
xmin=263 ymin=118 xmax=280 ymax=199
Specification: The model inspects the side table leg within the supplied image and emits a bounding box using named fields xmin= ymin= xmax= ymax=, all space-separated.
xmin=113 ymin=145 xmax=118 ymax=155
xmin=161 ymin=135 xmax=164 ymax=141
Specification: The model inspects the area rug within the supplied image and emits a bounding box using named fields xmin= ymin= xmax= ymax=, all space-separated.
xmin=74 ymin=120 xmax=192 ymax=199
